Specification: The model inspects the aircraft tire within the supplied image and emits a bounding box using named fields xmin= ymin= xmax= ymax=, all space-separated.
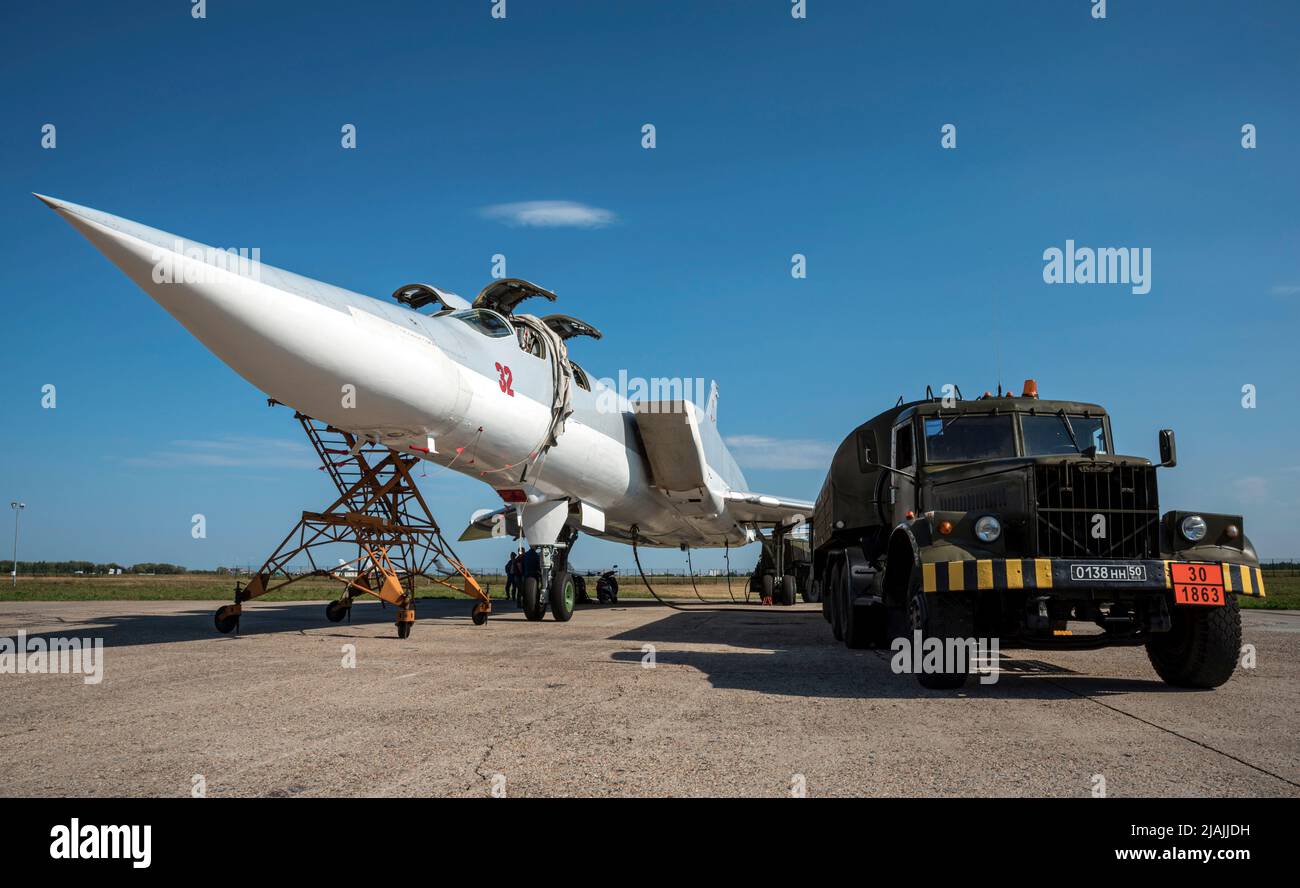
xmin=325 ymin=600 xmax=349 ymax=623
xmin=522 ymin=575 xmax=545 ymax=621
xmin=396 ymin=620 xmax=413 ymax=640
xmin=780 ymin=574 xmax=797 ymax=606
xmin=551 ymin=570 xmax=576 ymax=622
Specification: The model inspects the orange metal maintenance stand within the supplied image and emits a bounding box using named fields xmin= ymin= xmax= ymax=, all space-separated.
xmin=213 ymin=408 xmax=489 ymax=638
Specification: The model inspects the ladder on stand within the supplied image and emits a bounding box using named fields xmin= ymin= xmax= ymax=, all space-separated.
xmin=213 ymin=408 xmax=489 ymax=638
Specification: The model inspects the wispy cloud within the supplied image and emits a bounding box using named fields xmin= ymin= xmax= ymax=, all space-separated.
xmin=125 ymin=436 xmax=316 ymax=470
xmin=1269 ymin=284 xmax=1300 ymax=297
xmin=725 ymin=435 xmax=835 ymax=470
xmin=479 ymin=200 xmax=616 ymax=228
xmin=1232 ymin=475 xmax=1271 ymax=504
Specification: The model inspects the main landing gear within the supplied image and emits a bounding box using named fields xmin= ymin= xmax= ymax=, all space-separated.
xmin=519 ymin=524 xmax=579 ymax=623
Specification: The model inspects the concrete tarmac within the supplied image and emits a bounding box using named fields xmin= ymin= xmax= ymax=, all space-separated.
xmin=1 ymin=599 xmax=1296 ymax=797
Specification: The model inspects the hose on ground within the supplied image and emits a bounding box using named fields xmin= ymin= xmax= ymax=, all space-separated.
xmin=631 ymin=526 xmax=791 ymax=613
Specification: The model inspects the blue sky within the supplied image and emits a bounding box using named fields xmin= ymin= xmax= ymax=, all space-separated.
xmin=2 ymin=0 xmax=1297 ymax=571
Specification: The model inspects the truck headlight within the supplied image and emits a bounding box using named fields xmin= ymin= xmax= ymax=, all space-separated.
xmin=1180 ymin=514 xmax=1208 ymax=542
xmin=974 ymin=515 xmax=1002 ymax=543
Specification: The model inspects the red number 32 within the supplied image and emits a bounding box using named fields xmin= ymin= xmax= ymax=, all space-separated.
xmin=495 ymin=362 xmax=514 ymax=397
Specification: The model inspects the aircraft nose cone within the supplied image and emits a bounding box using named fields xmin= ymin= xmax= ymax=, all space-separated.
xmin=38 ymin=195 xmax=464 ymax=433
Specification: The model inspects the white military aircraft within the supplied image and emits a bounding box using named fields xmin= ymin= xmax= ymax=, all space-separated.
xmin=37 ymin=195 xmax=813 ymax=621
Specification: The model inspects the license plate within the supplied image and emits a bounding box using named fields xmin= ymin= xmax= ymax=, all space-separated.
xmin=1069 ymin=563 xmax=1148 ymax=582
xmin=1171 ymin=562 xmax=1225 ymax=606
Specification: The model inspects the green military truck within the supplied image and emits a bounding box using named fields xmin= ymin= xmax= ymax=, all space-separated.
xmin=811 ymin=381 xmax=1264 ymax=689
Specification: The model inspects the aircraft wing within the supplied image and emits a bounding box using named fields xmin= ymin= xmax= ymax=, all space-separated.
xmin=723 ymin=491 xmax=814 ymax=527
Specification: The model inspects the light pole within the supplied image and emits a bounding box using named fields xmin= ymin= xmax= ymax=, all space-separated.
xmin=10 ymin=502 xmax=24 ymax=587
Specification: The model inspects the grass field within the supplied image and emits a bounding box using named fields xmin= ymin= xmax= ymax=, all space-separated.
xmin=0 ymin=572 xmax=752 ymax=602
xmin=1 ymin=573 xmax=1295 ymax=608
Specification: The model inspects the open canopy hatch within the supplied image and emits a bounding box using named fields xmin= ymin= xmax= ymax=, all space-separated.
xmin=391 ymin=283 xmax=471 ymax=312
xmin=473 ymin=277 xmax=558 ymax=316
xmin=541 ymin=313 xmax=603 ymax=341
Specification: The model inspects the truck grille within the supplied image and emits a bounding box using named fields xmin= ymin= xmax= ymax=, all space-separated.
xmin=1033 ymin=463 xmax=1159 ymax=559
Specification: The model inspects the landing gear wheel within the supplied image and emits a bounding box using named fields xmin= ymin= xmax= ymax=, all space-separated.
xmin=214 ymin=605 xmax=239 ymax=634
xmin=1146 ymin=593 xmax=1241 ymax=688
xmin=325 ymin=600 xmax=349 ymax=623
xmin=522 ymin=575 xmax=545 ymax=621
xmin=779 ymin=574 xmax=797 ymax=606
xmin=396 ymin=621 xmax=413 ymax=639
xmin=760 ymin=573 xmax=775 ymax=605
xmin=471 ymin=602 xmax=490 ymax=626
xmin=550 ymin=570 xmax=576 ymax=622
xmin=907 ymin=585 xmax=972 ymax=690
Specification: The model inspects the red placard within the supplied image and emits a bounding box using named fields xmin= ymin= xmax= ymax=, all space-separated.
xmin=1171 ymin=562 xmax=1224 ymax=606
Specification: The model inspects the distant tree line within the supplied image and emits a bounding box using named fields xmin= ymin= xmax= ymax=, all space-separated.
xmin=0 ymin=561 xmax=189 ymax=576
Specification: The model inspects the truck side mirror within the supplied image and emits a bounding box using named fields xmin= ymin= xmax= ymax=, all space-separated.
xmin=1158 ymin=429 xmax=1177 ymax=468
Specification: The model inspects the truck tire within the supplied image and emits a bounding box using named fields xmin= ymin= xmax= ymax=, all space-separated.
xmin=1146 ymin=594 xmax=1241 ymax=689
xmin=907 ymin=583 xmax=974 ymax=690
xmin=820 ymin=575 xmax=832 ymax=623
xmin=829 ymin=561 xmax=845 ymax=642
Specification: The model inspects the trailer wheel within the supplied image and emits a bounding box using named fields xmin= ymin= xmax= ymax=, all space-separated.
xmin=1146 ymin=594 xmax=1241 ymax=689
xmin=907 ymin=582 xmax=973 ymax=690
xmin=820 ymin=575 xmax=832 ymax=623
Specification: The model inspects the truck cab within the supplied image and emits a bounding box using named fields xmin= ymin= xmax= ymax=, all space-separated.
xmin=812 ymin=381 xmax=1263 ymax=689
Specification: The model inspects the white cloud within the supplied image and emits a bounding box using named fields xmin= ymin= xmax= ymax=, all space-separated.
xmin=1232 ymin=475 xmax=1271 ymax=504
xmin=1269 ymin=284 xmax=1300 ymax=297
xmin=725 ymin=435 xmax=835 ymax=470
xmin=479 ymin=200 xmax=616 ymax=228
xmin=126 ymin=436 xmax=316 ymax=470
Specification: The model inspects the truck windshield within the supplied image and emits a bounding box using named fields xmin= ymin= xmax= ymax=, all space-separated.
xmin=1022 ymin=414 xmax=1108 ymax=455
xmin=923 ymin=415 xmax=1016 ymax=461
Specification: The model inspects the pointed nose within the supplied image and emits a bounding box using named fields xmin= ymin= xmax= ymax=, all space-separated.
xmin=38 ymin=195 xmax=463 ymax=433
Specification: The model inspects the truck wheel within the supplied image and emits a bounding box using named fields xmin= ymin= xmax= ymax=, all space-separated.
xmin=780 ymin=574 xmax=797 ymax=606
xmin=522 ymin=575 xmax=545 ymax=622
xmin=1146 ymin=594 xmax=1241 ymax=689
xmin=908 ymin=585 xmax=973 ymax=690
xmin=803 ymin=577 xmax=821 ymax=604
xmin=820 ymin=576 xmax=832 ymax=623
xmin=843 ymin=594 xmax=885 ymax=650
xmin=760 ymin=573 xmax=775 ymax=603
xmin=831 ymin=562 xmax=848 ymax=642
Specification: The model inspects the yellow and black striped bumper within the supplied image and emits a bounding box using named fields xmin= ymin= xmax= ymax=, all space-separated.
xmin=921 ymin=559 xmax=1266 ymax=598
